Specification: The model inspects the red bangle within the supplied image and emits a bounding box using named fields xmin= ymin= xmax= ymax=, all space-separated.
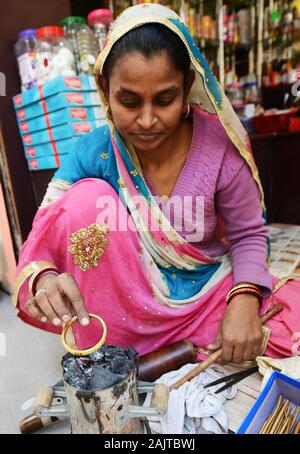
xmin=29 ymin=267 xmax=58 ymax=296
xmin=226 ymin=288 xmax=263 ymax=305
xmin=227 ymin=283 xmax=262 ymax=299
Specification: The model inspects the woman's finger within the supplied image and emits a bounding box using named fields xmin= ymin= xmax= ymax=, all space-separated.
xmin=63 ymin=295 xmax=77 ymax=317
xmin=221 ymin=339 xmax=234 ymax=363
xmin=35 ymin=290 xmax=61 ymax=326
xmin=46 ymin=279 xmax=72 ymax=323
xmin=207 ymin=327 xmax=222 ymax=351
xmin=232 ymin=342 xmax=247 ymax=364
xmin=58 ymin=273 xmax=90 ymax=325
xmin=25 ymin=297 xmax=48 ymax=323
xmin=252 ymin=333 xmax=263 ymax=359
xmin=243 ymin=344 xmax=254 ymax=362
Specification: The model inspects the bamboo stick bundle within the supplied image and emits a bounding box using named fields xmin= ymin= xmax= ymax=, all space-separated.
xmin=259 ymin=395 xmax=300 ymax=434
xmin=259 ymin=395 xmax=283 ymax=434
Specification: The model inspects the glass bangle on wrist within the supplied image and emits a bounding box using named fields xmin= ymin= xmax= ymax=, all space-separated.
xmin=226 ymin=283 xmax=262 ymax=299
xmin=226 ymin=284 xmax=263 ymax=306
xmin=228 ymin=283 xmax=262 ymax=294
xmin=226 ymin=289 xmax=262 ymax=305
xmin=29 ymin=267 xmax=59 ymax=296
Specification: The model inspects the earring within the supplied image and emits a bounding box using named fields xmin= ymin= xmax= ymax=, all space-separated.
xmin=106 ymin=105 xmax=113 ymax=121
xmin=183 ymin=103 xmax=190 ymax=119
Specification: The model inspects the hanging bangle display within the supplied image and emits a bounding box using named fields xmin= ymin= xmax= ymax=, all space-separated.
xmin=61 ymin=313 xmax=107 ymax=356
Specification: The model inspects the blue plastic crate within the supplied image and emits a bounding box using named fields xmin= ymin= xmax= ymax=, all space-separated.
xmin=237 ymin=371 xmax=300 ymax=434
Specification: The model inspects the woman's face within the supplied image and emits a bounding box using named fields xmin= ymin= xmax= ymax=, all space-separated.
xmin=100 ymin=50 xmax=193 ymax=153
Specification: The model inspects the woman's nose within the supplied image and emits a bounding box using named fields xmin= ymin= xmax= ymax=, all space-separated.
xmin=136 ymin=107 xmax=158 ymax=130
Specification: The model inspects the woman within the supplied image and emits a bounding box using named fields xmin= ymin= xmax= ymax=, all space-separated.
xmin=13 ymin=4 xmax=300 ymax=364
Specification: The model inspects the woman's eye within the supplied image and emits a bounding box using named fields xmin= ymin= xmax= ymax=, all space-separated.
xmin=158 ymin=98 xmax=173 ymax=106
xmin=121 ymin=99 xmax=138 ymax=107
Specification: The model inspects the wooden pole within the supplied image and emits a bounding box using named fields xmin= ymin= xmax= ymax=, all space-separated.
xmin=170 ymin=304 xmax=283 ymax=391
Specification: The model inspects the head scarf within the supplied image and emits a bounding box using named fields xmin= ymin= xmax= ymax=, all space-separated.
xmin=94 ymin=3 xmax=265 ymax=212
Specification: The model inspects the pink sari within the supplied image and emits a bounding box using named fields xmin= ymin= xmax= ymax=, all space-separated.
xmin=14 ymin=178 xmax=300 ymax=359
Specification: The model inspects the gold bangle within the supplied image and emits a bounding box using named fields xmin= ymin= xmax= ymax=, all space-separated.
xmin=61 ymin=313 xmax=107 ymax=356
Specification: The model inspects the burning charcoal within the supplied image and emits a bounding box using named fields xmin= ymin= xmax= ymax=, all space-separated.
xmin=62 ymin=344 xmax=135 ymax=391
xmin=90 ymin=350 xmax=104 ymax=362
xmin=89 ymin=365 xmax=126 ymax=390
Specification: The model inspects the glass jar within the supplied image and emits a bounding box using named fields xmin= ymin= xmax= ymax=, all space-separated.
xmin=14 ymin=29 xmax=37 ymax=91
xmin=87 ymin=9 xmax=114 ymax=52
xmin=244 ymin=74 xmax=260 ymax=104
xmin=60 ymin=16 xmax=98 ymax=75
xmin=35 ymin=26 xmax=76 ymax=84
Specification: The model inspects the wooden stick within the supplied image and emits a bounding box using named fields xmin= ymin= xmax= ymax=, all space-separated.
xmin=259 ymin=417 xmax=271 ymax=434
xmin=293 ymin=416 xmax=300 ymax=434
xmin=283 ymin=404 xmax=296 ymax=434
xmin=276 ymin=407 xmax=290 ymax=434
xmin=260 ymin=395 xmax=283 ymax=434
xmin=269 ymin=399 xmax=290 ymax=434
xmin=169 ymin=348 xmax=222 ymax=391
xmin=262 ymin=397 xmax=284 ymax=434
xmin=169 ymin=304 xmax=283 ymax=391
xmin=286 ymin=413 xmax=295 ymax=434
xmin=291 ymin=407 xmax=300 ymax=434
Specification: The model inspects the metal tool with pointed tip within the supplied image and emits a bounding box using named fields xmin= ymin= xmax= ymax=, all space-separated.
xmin=203 ymin=365 xmax=259 ymax=394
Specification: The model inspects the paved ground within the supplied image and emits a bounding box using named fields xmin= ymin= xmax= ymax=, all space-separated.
xmin=0 ymin=290 xmax=70 ymax=434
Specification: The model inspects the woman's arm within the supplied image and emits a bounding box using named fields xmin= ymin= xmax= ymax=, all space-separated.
xmin=211 ymin=150 xmax=272 ymax=363
xmin=215 ymin=159 xmax=273 ymax=297
xmin=13 ymin=196 xmax=89 ymax=332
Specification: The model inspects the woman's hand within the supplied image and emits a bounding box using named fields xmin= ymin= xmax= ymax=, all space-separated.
xmin=207 ymin=294 xmax=263 ymax=364
xmin=25 ymin=272 xmax=90 ymax=327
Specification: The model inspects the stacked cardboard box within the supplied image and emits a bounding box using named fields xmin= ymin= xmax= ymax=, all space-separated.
xmin=13 ymin=76 xmax=106 ymax=171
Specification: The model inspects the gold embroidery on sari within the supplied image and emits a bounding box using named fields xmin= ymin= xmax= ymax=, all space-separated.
xmin=117 ymin=178 xmax=127 ymax=189
xmin=68 ymin=223 xmax=109 ymax=271
xmin=51 ymin=178 xmax=72 ymax=185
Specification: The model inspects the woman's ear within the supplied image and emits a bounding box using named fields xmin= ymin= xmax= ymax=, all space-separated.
xmin=97 ymin=75 xmax=109 ymax=103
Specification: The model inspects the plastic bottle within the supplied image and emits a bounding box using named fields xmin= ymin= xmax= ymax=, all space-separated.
xmin=88 ymin=9 xmax=114 ymax=52
xmin=223 ymin=4 xmax=230 ymax=42
xmin=14 ymin=29 xmax=37 ymax=92
xmin=35 ymin=26 xmax=76 ymax=84
xmin=60 ymin=16 xmax=98 ymax=75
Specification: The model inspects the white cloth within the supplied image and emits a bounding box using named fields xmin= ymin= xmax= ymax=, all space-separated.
xmin=143 ymin=363 xmax=237 ymax=434
xmin=256 ymin=356 xmax=300 ymax=388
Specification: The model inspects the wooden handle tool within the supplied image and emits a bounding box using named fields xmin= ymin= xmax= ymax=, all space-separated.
xmin=33 ymin=386 xmax=54 ymax=415
xmin=150 ymin=384 xmax=169 ymax=416
xmin=169 ymin=303 xmax=283 ymax=391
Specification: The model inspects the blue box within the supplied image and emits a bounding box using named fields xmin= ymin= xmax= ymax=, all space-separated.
xmin=237 ymin=371 xmax=300 ymax=434
xmin=18 ymin=106 xmax=105 ymax=135
xmin=13 ymin=76 xmax=96 ymax=109
xmin=24 ymin=137 xmax=79 ymax=159
xmin=15 ymin=91 xmax=101 ymax=121
xmin=27 ymin=153 xmax=69 ymax=171
xmin=21 ymin=119 xmax=106 ymax=147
